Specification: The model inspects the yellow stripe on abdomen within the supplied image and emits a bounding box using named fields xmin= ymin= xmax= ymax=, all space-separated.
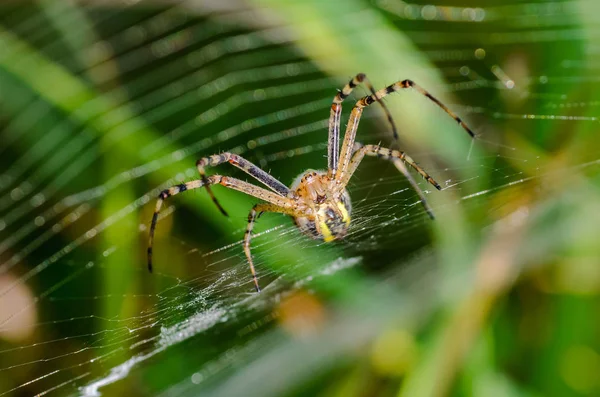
xmin=337 ymin=202 xmax=351 ymax=227
xmin=320 ymin=221 xmax=335 ymax=242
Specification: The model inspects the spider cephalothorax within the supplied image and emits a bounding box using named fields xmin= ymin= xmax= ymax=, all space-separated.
xmin=290 ymin=170 xmax=352 ymax=242
xmin=148 ymin=73 xmax=476 ymax=292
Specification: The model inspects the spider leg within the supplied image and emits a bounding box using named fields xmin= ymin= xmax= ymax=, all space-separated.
xmin=328 ymin=73 xmax=398 ymax=178
xmin=357 ymin=79 xmax=476 ymax=138
xmin=244 ymin=203 xmax=298 ymax=292
xmin=340 ymin=143 xmax=438 ymax=218
xmin=343 ymin=144 xmax=441 ymax=190
xmin=197 ymin=152 xmax=290 ymax=217
xmin=335 ymin=79 xmax=475 ymax=182
xmin=392 ymin=158 xmax=436 ymax=220
xmin=148 ymin=175 xmax=294 ymax=273
xmin=148 ymin=179 xmax=205 ymax=273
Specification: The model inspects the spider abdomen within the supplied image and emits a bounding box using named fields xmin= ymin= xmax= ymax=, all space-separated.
xmin=293 ymin=199 xmax=351 ymax=242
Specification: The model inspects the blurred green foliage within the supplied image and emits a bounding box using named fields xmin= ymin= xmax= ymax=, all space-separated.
xmin=0 ymin=1 xmax=599 ymax=396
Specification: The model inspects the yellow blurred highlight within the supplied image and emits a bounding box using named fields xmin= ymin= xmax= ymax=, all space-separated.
xmin=560 ymin=345 xmax=600 ymax=394
xmin=555 ymin=257 xmax=600 ymax=294
xmin=0 ymin=274 xmax=37 ymax=342
xmin=277 ymin=290 xmax=325 ymax=337
xmin=371 ymin=329 xmax=417 ymax=377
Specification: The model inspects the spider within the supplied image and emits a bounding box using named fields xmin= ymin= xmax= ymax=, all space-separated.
xmin=148 ymin=74 xmax=475 ymax=292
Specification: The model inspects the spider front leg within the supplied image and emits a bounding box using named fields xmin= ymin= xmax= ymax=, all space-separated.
xmin=341 ymin=143 xmax=439 ymax=219
xmin=244 ymin=203 xmax=298 ymax=292
xmin=148 ymin=175 xmax=293 ymax=273
xmin=335 ymin=78 xmax=476 ymax=182
xmin=148 ymin=178 xmax=207 ymax=272
xmin=328 ymin=73 xmax=398 ymax=177
xmin=196 ymin=152 xmax=290 ymax=217
xmin=343 ymin=144 xmax=441 ymax=190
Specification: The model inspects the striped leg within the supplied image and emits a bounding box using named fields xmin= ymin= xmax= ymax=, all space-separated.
xmin=339 ymin=143 xmax=439 ymax=219
xmin=148 ymin=179 xmax=205 ymax=273
xmin=244 ymin=203 xmax=297 ymax=292
xmin=335 ymin=79 xmax=475 ymax=182
xmin=328 ymin=73 xmax=398 ymax=177
xmin=197 ymin=152 xmax=290 ymax=217
xmin=342 ymin=144 xmax=441 ymax=190
xmin=357 ymin=79 xmax=475 ymax=138
xmin=393 ymin=157 xmax=436 ymax=220
xmin=148 ymin=175 xmax=294 ymax=273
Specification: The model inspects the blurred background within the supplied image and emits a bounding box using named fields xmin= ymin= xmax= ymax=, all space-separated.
xmin=0 ymin=0 xmax=599 ymax=396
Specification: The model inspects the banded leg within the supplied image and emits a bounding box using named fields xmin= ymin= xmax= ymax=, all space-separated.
xmin=328 ymin=73 xmax=398 ymax=178
xmin=148 ymin=179 xmax=205 ymax=273
xmin=339 ymin=143 xmax=439 ymax=219
xmin=148 ymin=175 xmax=294 ymax=273
xmin=393 ymin=157 xmax=436 ymax=220
xmin=244 ymin=203 xmax=298 ymax=292
xmin=335 ymin=79 xmax=475 ymax=182
xmin=357 ymin=79 xmax=475 ymax=138
xmin=341 ymin=144 xmax=441 ymax=190
xmin=197 ymin=152 xmax=290 ymax=217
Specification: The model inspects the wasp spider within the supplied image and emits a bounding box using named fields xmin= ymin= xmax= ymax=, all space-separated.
xmin=148 ymin=74 xmax=475 ymax=292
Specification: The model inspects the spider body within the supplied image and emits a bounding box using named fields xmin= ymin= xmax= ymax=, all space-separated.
xmin=148 ymin=74 xmax=476 ymax=292
xmin=290 ymin=170 xmax=351 ymax=242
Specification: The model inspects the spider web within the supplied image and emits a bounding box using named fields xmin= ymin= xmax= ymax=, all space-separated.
xmin=0 ymin=1 xmax=599 ymax=396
